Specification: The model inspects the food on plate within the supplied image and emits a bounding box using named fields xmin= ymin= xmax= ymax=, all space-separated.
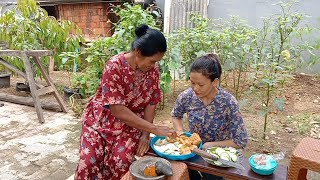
xmin=254 ymin=154 xmax=267 ymax=165
xmin=252 ymin=154 xmax=276 ymax=170
xmin=249 ymin=154 xmax=278 ymax=175
xmin=154 ymin=133 xmax=202 ymax=155
xmin=206 ymin=147 xmax=239 ymax=166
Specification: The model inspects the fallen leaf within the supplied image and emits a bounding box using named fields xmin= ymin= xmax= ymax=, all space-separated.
xmin=310 ymin=121 xmax=320 ymax=125
xmin=249 ymin=137 xmax=259 ymax=142
xmin=285 ymin=127 xmax=293 ymax=133
xmin=262 ymin=149 xmax=270 ymax=154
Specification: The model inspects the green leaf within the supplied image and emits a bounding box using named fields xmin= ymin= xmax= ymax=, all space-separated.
xmin=62 ymin=57 xmax=68 ymax=64
xmin=258 ymin=106 xmax=269 ymax=117
xmin=274 ymin=98 xmax=285 ymax=111
xmin=195 ymin=50 xmax=206 ymax=58
xmin=239 ymin=99 xmax=249 ymax=109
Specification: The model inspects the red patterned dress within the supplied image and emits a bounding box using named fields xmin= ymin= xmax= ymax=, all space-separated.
xmin=75 ymin=53 xmax=162 ymax=180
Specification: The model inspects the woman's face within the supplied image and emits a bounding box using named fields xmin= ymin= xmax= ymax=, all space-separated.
xmin=135 ymin=51 xmax=165 ymax=72
xmin=190 ymin=72 xmax=217 ymax=98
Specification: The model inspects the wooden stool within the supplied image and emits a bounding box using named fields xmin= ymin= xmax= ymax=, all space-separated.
xmin=121 ymin=160 xmax=190 ymax=180
xmin=0 ymin=50 xmax=67 ymax=123
xmin=287 ymin=137 xmax=320 ymax=180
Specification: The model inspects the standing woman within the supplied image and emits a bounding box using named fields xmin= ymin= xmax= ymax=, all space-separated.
xmin=75 ymin=24 xmax=176 ymax=180
xmin=171 ymin=53 xmax=248 ymax=179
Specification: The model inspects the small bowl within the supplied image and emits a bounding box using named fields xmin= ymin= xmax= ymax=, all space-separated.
xmin=249 ymin=154 xmax=278 ymax=176
xmin=129 ymin=156 xmax=171 ymax=180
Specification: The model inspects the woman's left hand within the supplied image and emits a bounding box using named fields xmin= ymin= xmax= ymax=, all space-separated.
xmin=202 ymin=142 xmax=218 ymax=150
xmin=136 ymin=133 xmax=150 ymax=156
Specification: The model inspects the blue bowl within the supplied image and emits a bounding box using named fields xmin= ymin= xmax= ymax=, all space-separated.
xmin=249 ymin=154 xmax=278 ymax=176
xmin=150 ymin=132 xmax=203 ymax=160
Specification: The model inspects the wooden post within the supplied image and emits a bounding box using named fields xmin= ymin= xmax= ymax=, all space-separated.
xmin=48 ymin=56 xmax=54 ymax=74
xmin=20 ymin=52 xmax=45 ymax=123
xmin=163 ymin=0 xmax=172 ymax=34
xmin=34 ymin=56 xmax=67 ymax=113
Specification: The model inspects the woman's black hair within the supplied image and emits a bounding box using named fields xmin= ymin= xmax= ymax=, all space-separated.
xmin=190 ymin=53 xmax=222 ymax=81
xmin=131 ymin=24 xmax=167 ymax=56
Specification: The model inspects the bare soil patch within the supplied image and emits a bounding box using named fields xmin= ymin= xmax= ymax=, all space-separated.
xmin=1 ymin=72 xmax=320 ymax=167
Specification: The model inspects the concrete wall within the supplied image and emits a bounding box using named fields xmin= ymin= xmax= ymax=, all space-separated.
xmin=156 ymin=0 xmax=320 ymax=73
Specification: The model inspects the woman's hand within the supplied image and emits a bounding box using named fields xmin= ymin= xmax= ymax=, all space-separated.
xmin=202 ymin=142 xmax=215 ymax=150
xmin=136 ymin=132 xmax=150 ymax=156
xmin=154 ymin=126 xmax=177 ymax=138
xmin=202 ymin=140 xmax=240 ymax=150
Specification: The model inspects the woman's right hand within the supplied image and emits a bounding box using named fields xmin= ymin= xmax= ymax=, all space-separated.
xmin=154 ymin=126 xmax=177 ymax=138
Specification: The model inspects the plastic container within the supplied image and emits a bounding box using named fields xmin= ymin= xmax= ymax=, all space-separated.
xmin=0 ymin=73 xmax=10 ymax=88
xmin=249 ymin=154 xmax=278 ymax=175
xmin=150 ymin=132 xmax=203 ymax=161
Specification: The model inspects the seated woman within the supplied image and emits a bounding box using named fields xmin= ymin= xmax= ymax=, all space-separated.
xmin=171 ymin=53 xmax=248 ymax=180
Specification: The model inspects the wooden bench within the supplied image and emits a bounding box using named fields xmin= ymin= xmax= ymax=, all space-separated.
xmin=147 ymin=150 xmax=288 ymax=180
xmin=0 ymin=50 xmax=67 ymax=123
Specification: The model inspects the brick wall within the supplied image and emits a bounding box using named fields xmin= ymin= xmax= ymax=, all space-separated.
xmin=57 ymin=3 xmax=117 ymax=38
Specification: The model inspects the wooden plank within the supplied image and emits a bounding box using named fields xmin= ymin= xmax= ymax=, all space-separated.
xmin=25 ymin=50 xmax=53 ymax=57
xmin=0 ymin=57 xmax=27 ymax=79
xmin=0 ymin=50 xmax=22 ymax=56
xmin=0 ymin=92 xmax=62 ymax=111
xmin=21 ymin=52 xmax=45 ymax=123
xmin=36 ymin=86 xmax=54 ymax=96
xmin=48 ymin=56 xmax=54 ymax=74
xmin=0 ymin=50 xmax=53 ymax=58
xmin=0 ymin=57 xmax=44 ymax=89
xmin=34 ymin=56 xmax=67 ymax=112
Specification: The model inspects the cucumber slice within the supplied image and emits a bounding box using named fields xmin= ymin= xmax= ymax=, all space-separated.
xmin=228 ymin=147 xmax=238 ymax=154
xmin=214 ymin=161 xmax=223 ymax=166
xmin=219 ymin=152 xmax=230 ymax=161
xmin=229 ymin=153 xmax=238 ymax=162
xmin=208 ymin=147 xmax=217 ymax=153
xmin=215 ymin=148 xmax=226 ymax=156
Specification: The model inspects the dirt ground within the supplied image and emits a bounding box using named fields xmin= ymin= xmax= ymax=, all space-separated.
xmin=1 ymin=71 xmax=320 ymax=170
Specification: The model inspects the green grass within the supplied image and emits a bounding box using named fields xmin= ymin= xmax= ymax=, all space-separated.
xmin=286 ymin=113 xmax=320 ymax=135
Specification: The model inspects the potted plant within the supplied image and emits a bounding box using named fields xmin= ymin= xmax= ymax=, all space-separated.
xmin=0 ymin=70 xmax=10 ymax=88
xmin=16 ymin=82 xmax=30 ymax=92
xmin=59 ymin=51 xmax=82 ymax=100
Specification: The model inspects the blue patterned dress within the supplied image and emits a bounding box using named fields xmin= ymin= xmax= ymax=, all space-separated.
xmin=171 ymin=87 xmax=248 ymax=148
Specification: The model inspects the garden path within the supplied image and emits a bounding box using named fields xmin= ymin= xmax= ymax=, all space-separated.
xmin=0 ymin=101 xmax=81 ymax=180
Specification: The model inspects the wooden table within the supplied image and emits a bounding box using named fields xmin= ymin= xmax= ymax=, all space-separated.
xmin=0 ymin=50 xmax=67 ymax=123
xmin=147 ymin=150 xmax=288 ymax=180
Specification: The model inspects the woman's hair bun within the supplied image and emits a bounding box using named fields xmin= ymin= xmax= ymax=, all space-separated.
xmin=135 ymin=24 xmax=149 ymax=37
